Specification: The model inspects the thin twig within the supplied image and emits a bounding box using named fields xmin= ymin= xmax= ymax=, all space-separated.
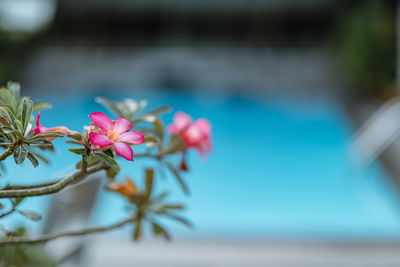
xmin=0 ymin=163 xmax=106 ymax=198
xmin=134 ymin=152 xmax=160 ymax=160
xmin=0 ymin=208 xmax=15 ymax=219
xmin=0 ymin=218 xmax=135 ymax=245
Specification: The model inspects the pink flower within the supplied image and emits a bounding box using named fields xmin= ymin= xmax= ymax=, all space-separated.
xmin=88 ymin=112 xmax=144 ymax=161
xmin=34 ymin=112 xmax=75 ymax=141
xmin=168 ymin=112 xmax=212 ymax=158
xmin=168 ymin=112 xmax=192 ymax=134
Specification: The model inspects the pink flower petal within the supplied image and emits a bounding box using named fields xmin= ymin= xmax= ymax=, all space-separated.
xmin=34 ymin=112 xmax=75 ymax=140
xmin=194 ymin=119 xmax=211 ymax=136
xmin=113 ymin=117 xmax=132 ymax=134
xmin=35 ymin=112 xmax=42 ymax=129
xmin=169 ymin=112 xmax=192 ymax=134
xmin=89 ymin=131 xmax=113 ymax=147
xmin=119 ymin=130 xmax=144 ymax=144
xmin=114 ymin=142 xmax=134 ymax=161
xmin=89 ymin=112 xmax=113 ymax=132
xmin=182 ymin=124 xmax=203 ymax=146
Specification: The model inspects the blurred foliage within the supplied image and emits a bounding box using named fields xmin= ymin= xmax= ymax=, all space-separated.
xmin=0 ymin=81 xmax=56 ymax=168
xmin=0 ymin=227 xmax=57 ymax=267
xmin=106 ymin=169 xmax=192 ymax=241
xmin=332 ymin=0 xmax=395 ymax=98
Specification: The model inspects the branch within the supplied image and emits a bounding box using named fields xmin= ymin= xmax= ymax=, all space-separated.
xmin=0 ymin=143 xmax=16 ymax=161
xmin=0 ymin=218 xmax=135 ymax=245
xmin=0 ymin=163 xmax=106 ymax=198
xmin=2 ymin=180 xmax=61 ymax=190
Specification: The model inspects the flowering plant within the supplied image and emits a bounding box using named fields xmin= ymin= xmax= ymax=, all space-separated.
xmin=0 ymin=82 xmax=212 ymax=244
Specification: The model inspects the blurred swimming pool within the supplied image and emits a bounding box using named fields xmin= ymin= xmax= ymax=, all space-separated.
xmin=3 ymin=89 xmax=400 ymax=240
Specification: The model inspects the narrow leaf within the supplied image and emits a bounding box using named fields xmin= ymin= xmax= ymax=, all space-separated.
xmin=0 ymin=116 xmax=11 ymax=127
xmin=160 ymin=134 xmax=186 ymax=155
xmin=27 ymin=152 xmax=39 ymax=168
xmin=27 ymin=131 xmax=65 ymax=142
xmin=21 ymin=99 xmax=33 ymax=132
xmin=93 ymin=152 xmax=120 ymax=173
xmin=30 ymin=151 xmax=50 ymax=165
xmin=133 ymin=219 xmax=142 ymax=240
xmin=0 ymin=88 xmax=16 ymax=111
xmin=32 ymin=102 xmax=52 ymax=112
xmin=146 ymin=106 xmax=171 ymax=115
xmin=7 ymin=81 xmax=20 ymax=99
xmin=145 ymin=169 xmax=154 ymax=200
xmin=18 ymin=210 xmax=42 ymax=221
xmin=165 ymin=162 xmax=189 ymax=194
xmin=151 ymin=222 xmax=170 ymax=240
xmin=68 ymin=148 xmax=86 ymax=155
xmin=163 ymin=214 xmax=193 ymax=229
xmin=95 ymin=97 xmax=122 ymax=117
xmin=13 ymin=145 xmax=28 ymax=164
xmin=105 ymin=168 xmax=118 ymax=179
xmin=162 ymin=204 xmax=184 ymax=210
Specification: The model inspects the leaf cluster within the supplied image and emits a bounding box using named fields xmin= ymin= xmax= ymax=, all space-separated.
xmin=0 ymin=82 xmax=60 ymax=167
xmin=107 ymin=169 xmax=192 ymax=241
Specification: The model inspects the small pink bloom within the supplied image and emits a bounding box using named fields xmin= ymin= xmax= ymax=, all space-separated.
xmin=168 ymin=112 xmax=192 ymax=134
xmin=88 ymin=112 xmax=144 ymax=161
xmin=34 ymin=112 xmax=75 ymax=141
xmin=168 ymin=112 xmax=212 ymax=158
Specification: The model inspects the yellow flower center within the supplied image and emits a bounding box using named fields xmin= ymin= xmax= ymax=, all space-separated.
xmin=108 ymin=130 xmax=121 ymax=143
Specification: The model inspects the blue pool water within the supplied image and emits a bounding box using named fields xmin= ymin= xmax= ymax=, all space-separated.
xmin=2 ymin=88 xmax=400 ymax=240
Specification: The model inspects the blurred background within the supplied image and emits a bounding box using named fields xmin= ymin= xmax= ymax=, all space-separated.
xmin=0 ymin=0 xmax=400 ymax=266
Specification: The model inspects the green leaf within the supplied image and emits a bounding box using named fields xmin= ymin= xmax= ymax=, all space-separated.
xmin=160 ymin=134 xmax=186 ymax=155
xmin=152 ymin=192 xmax=169 ymax=204
xmin=21 ymin=99 xmax=33 ymax=133
xmin=14 ymin=119 xmax=24 ymax=135
xmin=0 ymin=116 xmax=11 ymax=127
xmin=65 ymin=140 xmax=81 ymax=145
xmin=7 ymin=81 xmax=20 ymax=99
xmin=95 ymin=97 xmax=120 ymax=115
xmin=27 ymin=131 xmax=65 ymax=142
xmin=76 ymin=155 xmax=100 ymax=169
xmin=143 ymin=135 xmax=159 ymax=144
xmin=165 ymin=162 xmax=189 ymax=194
xmin=163 ymin=214 xmax=193 ymax=229
xmin=135 ymin=114 xmax=157 ymax=123
xmin=145 ymin=169 xmax=154 ymax=200
xmin=32 ymin=102 xmax=52 ymax=112
xmin=133 ymin=219 xmax=142 ymax=241
xmin=2 ymin=126 xmax=18 ymax=135
xmin=13 ymin=145 xmax=28 ymax=164
xmin=0 ymin=106 xmax=17 ymax=130
xmin=67 ymin=133 xmax=83 ymax=141
xmin=0 ymin=106 xmax=13 ymax=121
xmin=153 ymin=117 xmax=164 ymax=142
xmin=30 ymin=151 xmax=50 ymax=165
xmin=27 ymin=152 xmax=39 ymax=168
xmin=146 ymin=106 xmax=171 ymax=115
xmin=29 ymin=140 xmax=55 ymax=150
xmin=93 ymin=152 xmax=120 ymax=173
xmin=0 ymin=88 xmax=16 ymax=111
xmin=105 ymin=167 xmax=118 ymax=179
xmin=151 ymin=222 xmax=170 ymax=240
xmin=162 ymin=204 xmax=184 ymax=210
xmin=68 ymin=148 xmax=86 ymax=155
xmin=18 ymin=210 xmax=42 ymax=221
